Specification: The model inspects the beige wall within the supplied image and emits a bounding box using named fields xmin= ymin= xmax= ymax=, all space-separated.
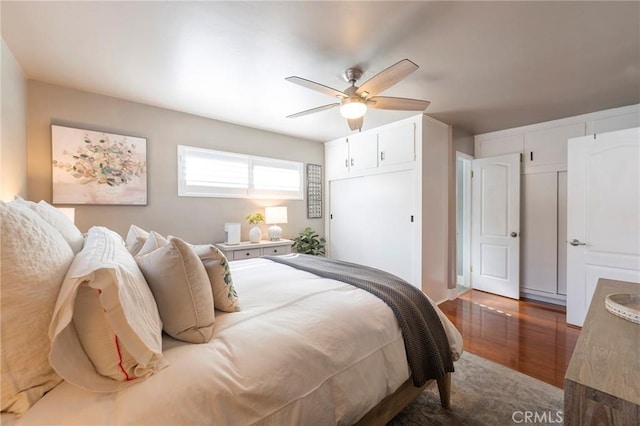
xmin=1 ymin=39 xmax=27 ymax=201
xmin=26 ymin=81 xmax=324 ymax=243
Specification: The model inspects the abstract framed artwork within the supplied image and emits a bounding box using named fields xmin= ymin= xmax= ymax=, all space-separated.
xmin=51 ymin=125 xmax=147 ymax=205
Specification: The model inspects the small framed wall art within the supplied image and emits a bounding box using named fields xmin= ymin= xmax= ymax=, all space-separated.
xmin=51 ymin=125 xmax=147 ymax=205
xmin=306 ymin=163 xmax=322 ymax=219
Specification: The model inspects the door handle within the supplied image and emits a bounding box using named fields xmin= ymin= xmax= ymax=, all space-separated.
xmin=510 ymin=232 xmax=518 ymax=238
xmin=569 ymin=239 xmax=586 ymax=246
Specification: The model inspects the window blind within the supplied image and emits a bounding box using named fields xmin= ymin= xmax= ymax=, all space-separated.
xmin=178 ymin=145 xmax=303 ymax=200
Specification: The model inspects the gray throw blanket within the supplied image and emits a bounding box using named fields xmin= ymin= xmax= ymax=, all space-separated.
xmin=262 ymin=254 xmax=454 ymax=386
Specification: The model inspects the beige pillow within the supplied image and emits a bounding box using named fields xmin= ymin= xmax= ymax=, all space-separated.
xmin=49 ymin=226 xmax=167 ymax=392
xmin=0 ymin=202 xmax=74 ymax=414
xmin=136 ymin=231 xmax=168 ymax=256
xmin=125 ymin=224 xmax=149 ymax=255
xmin=193 ymin=244 xmax=240 ymax=312
xmin=137 ymin=237 xmax=215 ymax=343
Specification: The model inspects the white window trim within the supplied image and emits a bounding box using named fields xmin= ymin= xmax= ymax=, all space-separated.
xmin=178 ymin=145 xmax=304 ymax=200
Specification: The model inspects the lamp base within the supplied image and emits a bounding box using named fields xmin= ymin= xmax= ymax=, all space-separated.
xmin=268 ymin=224 xmax=282 ymax=241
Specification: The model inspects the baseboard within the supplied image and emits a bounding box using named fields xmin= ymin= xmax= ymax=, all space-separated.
xmin=521 ymin=291 xmax=566 ymax=306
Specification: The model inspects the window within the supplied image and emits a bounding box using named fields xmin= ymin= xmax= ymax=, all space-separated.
xmin=178 ymin=145 xmax=303 ymax=200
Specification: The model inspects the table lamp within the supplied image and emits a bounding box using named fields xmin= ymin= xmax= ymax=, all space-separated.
xmin=265 ymin=206 xmax=287 ymax=241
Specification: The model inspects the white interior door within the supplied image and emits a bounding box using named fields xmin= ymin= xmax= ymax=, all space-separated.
xmin=566 ymin=127 xmax=640 ymax=326
xmin=471 ymin=153 xmax=521 ymax=299
xmin=329 ymin=170 xmax=416 ymax=285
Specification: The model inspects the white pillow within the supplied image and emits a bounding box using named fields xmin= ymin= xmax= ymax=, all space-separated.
xmin=32 ymin=200 xmax=84 ymax=254
xmin=193 ymin=244 xmax=240 ymax=312
xmin=136 ymin=237 xmax=215 ymax=343
xmin=0 ymin=202 xmax=74 ymax=414
xmin=49 ymin=226 xmax=167 ymax=392
xmin=125 ymin=224 xmax=149 ymax=256
xmin=136 ymin=231 xmax=168 ymax=256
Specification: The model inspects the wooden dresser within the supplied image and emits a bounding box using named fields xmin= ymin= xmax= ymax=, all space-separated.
xmin=564 ymin=279 xmax=640 ymax=425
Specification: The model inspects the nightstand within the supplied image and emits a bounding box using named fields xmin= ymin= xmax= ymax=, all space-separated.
xmin=215 ymin=239 xmax=293 ymax=261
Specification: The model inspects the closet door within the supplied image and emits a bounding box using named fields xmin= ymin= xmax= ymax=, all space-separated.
xmin=329 ymin=170 xmax=415 ymax=285
xmin=521 ymin=172 xmax=558 ymax=295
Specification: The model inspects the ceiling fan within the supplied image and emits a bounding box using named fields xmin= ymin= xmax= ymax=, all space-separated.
xmin=285 ymin=59 xmax=430 ymax=132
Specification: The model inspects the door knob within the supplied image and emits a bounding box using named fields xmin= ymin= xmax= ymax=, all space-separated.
xmin=569 ymin=239 xmax=586 ymax=246
xmin=510 ymin=232 xmax=518 ymax=237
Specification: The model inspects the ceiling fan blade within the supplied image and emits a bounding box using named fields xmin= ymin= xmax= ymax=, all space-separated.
xmin=286 ymin=103 xmax=340 ymax=119
xmin=368 ymin=96 xmax=430 ymax=111
xmin=285 ymin=76 xmax=347 ymax=99
xmin=347 ymin=116 xmax=364 ymax=131
xmin=356 ymin=59 xmax=419 ymax=98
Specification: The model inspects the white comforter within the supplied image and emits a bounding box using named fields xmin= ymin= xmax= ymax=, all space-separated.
xmin=6 ymin=258 xmax=462 ymax=425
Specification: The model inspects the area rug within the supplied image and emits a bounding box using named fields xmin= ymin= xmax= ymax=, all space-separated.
xmin=388 ymin=351 xmax=564 ymax=425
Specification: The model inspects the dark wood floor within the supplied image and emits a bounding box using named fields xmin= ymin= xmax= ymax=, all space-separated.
xmin=438 ymin=290 xmax=581 ymax=389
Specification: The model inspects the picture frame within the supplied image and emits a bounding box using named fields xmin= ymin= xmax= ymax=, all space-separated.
xmin=51 ymin=125 xmax=147 ymax=205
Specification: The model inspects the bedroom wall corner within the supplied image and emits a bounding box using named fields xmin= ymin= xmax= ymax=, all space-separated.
xmin=1 ymin=38 xmax=27 ymax=201
xmin=25 ymin=81 xmax=324 ymax=243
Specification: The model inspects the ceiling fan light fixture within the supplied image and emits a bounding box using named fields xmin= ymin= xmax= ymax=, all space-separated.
xmin=340 ymin=98 xmax=367 ymax=119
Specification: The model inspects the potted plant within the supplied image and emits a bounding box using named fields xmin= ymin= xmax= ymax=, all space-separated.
xmin=246 ymin=213 xmax=265 ymax=243
xmin=292 ymin=227 xmax=326 ymax=256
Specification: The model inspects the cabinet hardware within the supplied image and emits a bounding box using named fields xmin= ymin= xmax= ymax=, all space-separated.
xmin=330 ymin=214 xmax=333 ymax=219
xmin=345 ymin=159 xmax=348 ymax=168
xmin=530 ymin=152 xmax=533 ymax=161
xmin=351 ymin=158 xmax=354 ymax=166
xmin=520 ymin=153 xmax=523 ymax=162
xmin=510 ymin=232 xmax=518 ymax=238
xmin=381 ymin=152 xmax=385 ymax=161
xmin=410 ymin=215 xmax=414 ymax=222
xmin=569 ymin=239 xmax=586 ymax=246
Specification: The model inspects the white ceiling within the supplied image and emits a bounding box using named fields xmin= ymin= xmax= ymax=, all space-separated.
xmin=2 ymin=1 xmax=639 ymax=142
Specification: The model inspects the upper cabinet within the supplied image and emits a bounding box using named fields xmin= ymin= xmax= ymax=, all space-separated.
xmin=475 ymin=104 xmax=639 ymax=174
xmin=475 ymin=134 xmax=524 ymax=159
xmin=325 ymin=138 xmax=350 ymax=180
xmin=476 ymin=122 xmax=585 ymax=173
xmin=348 ymin=131 xmax=378 ymax=172
xmin=325 ymin=121 xmax=416 ymax=180
xmin=378 ymin=122 xmax=416 ymax=167
xmin=523 ymin=122 xmax=586 ymax=172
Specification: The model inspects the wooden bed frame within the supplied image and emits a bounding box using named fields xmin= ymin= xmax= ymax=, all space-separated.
xmin=355 ymin=373 xmax=451 ymax=425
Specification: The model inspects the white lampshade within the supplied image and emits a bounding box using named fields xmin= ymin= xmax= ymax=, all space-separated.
xmin=339 ymin=98 xmax=367 ymax=119
xmin=265 ymin=206 xmax=287 ymax=241
xmin=265 ymin=206 xmax=288 ymax=225
xmin=56 ymin=207 xmax=76 ymax=224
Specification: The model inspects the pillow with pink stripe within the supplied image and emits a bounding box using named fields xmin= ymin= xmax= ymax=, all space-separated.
xmin=49 ymin=226 xmax=167 ymax=392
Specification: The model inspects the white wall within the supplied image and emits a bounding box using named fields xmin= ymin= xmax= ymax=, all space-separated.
xmin=26 ymin=81 xmax=324 ymax=243
xmin=1 ymin=39 xmax=27 ymax=201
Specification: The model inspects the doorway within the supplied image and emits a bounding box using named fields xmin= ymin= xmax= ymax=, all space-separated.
xmin=456 ymin=152 xmax=472 ymax=294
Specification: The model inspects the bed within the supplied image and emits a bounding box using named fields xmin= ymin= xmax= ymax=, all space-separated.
xmin=0 ymin=199 xmax=462 ymax=425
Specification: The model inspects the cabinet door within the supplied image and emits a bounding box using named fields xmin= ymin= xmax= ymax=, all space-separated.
xmin=348 ymin=132 xmax=378 ymax=171
xmin=325 ymin=139 xmax=349 ymax=180
xmin=592 ymin=112 xmax=640 ymax=134
xmin=476 ymin=134 xmax=524 ymax=158
xmin=378 ymin=122 xmax=415 ymax=166
xmin=521 ymin=172 xmax=558 ymax=294
xmin=524 ymin=122 xmax=585 ymax=171
xmin=557 ymin=171 xmax=567 ymax=295
xmin=329 ymin=170 xmax=415 ymax=285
